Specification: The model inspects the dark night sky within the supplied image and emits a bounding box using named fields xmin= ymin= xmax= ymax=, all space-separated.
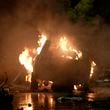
xmin=0 ymin=0 xmax=110 ymax=81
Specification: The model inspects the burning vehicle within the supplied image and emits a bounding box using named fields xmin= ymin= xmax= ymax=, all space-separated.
xmin=19 ymin=33 xmax=97 ymax=92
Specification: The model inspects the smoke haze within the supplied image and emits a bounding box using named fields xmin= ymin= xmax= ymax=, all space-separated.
xmin=0 ymin=0 xmax=110 ymax=81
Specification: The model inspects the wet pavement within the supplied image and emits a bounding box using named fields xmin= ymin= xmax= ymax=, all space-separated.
xmin=8 ymin=92 xmax=110 ymax=110
xmin=1 ymin=92 xmax=110 ymax=110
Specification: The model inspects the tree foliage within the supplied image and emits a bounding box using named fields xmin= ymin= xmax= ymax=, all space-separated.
xmin=67 ymin=0 xmax=94 ymax=22
xmin=65 ymin=0 xmax=110 ymax=23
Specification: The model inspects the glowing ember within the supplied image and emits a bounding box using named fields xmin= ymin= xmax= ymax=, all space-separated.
xmin=37 ymin=80 xmax=53 ymax=91
xmin=89 ymin=61 xmax=96 ymax=79
xmin=74 ymin=85 xmax=78 ymax=91
xmin=61 ymin=55 xmax=73 ymax=59
xmin=59 ymin=37 xmax=82 ymax=60
xmin=79 ymin=84 xmax=82 ymax=87
xmin=25 ymin=74 xmax=32 ymax=83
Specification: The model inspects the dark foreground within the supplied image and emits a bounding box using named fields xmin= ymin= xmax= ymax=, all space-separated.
xmin=1 ymin=92 xmax=110 ymax=110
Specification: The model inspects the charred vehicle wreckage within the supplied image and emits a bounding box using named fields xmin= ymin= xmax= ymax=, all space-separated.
xmin=29 ymin=34 xmax=96 ymax=92
xmin=19 ymin=33 xmax=97 ymax=93
xmin=18 ymin=33 xmax=110 ymax=108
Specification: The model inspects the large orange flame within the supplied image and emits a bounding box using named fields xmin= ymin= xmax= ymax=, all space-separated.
xmin=19 ymin=34 xmax=47 ymax=82
xmin=19 ymin=48 xmax=35 ymax=82
xmin=19 ymin=48 xmax=33 ymax=74
xmin=89 ymin=61 xmax=96 ymax=79
xmin=58 ymin=37 xmax=82 ymax=60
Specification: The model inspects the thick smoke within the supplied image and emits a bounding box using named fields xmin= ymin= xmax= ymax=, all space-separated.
xmin=0 ymin=0 xmax=110 ymax=83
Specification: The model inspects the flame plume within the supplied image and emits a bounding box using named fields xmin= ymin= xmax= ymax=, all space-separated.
xmin=89 ymin=61 xmax=96 ymax=79
xmin=19 ymin=48 xmax=34 ymax=82
xmin=58 ymin=37 xmax=82 ymax=60
xmin=19 ymin=34 xmax=83 ymax=83
xmin=19 ymin=48 xmax=33 ymax=74
xmin=19 ymin=34 xmax=47 ymax=82
xmin=36 ymin=34 xmax=47 ymax=55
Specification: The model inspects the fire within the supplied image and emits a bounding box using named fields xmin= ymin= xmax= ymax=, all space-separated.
xmin=58 ymin=37 xmax=82 ymax=60
xmin=61 ymin=55 xmax=73 ymax=59
xmin=37 ymin=80 xmax=53 ymax=91
xmin=19 ymin=48 xmax=34 ymax=74
xmin=74 ymin=85 xmax=78 ymax=91
xmin=25 ymin=74 xmax=32 ymax=83
xmin=36 ymin=34 xmax=47 ymax=55
xmin=89 ymin=61 xmax=96 ymax=79
xmin=19 ymin=34 xmax=83 ymax=84
xmin=74 ymin=84 xmax=82 ymax=91
xmin=19 ymin=48 xmax=34 ymax=82
xmin=19 ymin=34 xmax=47 ymax=82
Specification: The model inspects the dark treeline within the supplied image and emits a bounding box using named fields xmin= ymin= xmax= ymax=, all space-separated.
xmin=63 ymin=0 xmax=110 ymax=23
xmin=0 ymin=0 xmax=110 ymax=23
xmin=93 ymin=0 xmax=110 ymax=22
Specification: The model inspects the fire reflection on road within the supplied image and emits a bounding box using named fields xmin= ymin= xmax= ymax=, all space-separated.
xmin=37 ymin=93 xmax=55 ymax=109
xmin=14 ymin=93 xmax=55 ymax=110
xmin=13 ymin=92 xmax=108 ymax=110
xmin=13 ymin=93 xmax=33 ymax=110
